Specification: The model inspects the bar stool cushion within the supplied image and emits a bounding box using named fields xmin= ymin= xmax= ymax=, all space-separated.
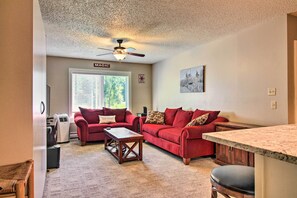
xmin=0 ymin=179 xmax=17 ymax=194
xmin=211 ymin=165 xmax=255 ymax=195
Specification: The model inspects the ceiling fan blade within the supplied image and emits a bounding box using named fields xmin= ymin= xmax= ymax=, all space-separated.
xmin=127 ymin=52 xmax=145 ymax=57
xmin=125 ymin=47 xmax=136 ymax=52
xmin=96 ymin=52 xmax=113 ymax=56
xmin=97 ymin=47 xmax=113 ymax=51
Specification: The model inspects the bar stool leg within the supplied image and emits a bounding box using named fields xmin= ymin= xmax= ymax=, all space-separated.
xmin=211 ymin=184 xmax=231 ymax=198
xmin=16 ymin=181 xmax=25 ymax=198
xmin=211 ymin=186 xmax=217 ymax=198
xmin=28 ymin=160 xmax=34 ymax=198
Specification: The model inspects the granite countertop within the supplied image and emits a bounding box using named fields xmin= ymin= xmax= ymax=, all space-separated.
xmin=202 ymin=124 xmax=297 ymax=165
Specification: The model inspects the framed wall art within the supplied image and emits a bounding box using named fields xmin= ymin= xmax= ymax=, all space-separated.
xmin=138 ymin=74 xmax=145 ymax=83
xmin=180 ymin=65 xmax=205 ymax=93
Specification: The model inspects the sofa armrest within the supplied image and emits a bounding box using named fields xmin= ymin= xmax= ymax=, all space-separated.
xmin=125 ymin=111 xmax=140 ymax=132
xmin=74 ymin=113 xmax=88 ymax=145
xmin=74 ymin=112 xmax=88 ymax=125
xmin=181 ymin=117 xmax=228 ymax=140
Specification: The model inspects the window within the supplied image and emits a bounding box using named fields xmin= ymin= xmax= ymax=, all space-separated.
xmin=69 ymin=69 xmax=131 ymax=116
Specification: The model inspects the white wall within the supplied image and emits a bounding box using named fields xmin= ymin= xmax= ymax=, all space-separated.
xmin=33 ymin=0 xmax=47 ymax=197
xmin=47 ymin=56 xmax=152 ymax=115
xmin=153 ymin=16 xmax=288 ymax=126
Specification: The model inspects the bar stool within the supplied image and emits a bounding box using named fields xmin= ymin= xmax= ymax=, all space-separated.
xmin=0 ymin=160 xmax=34 ymax=198
xmin=210 ymin=165 xmax=254 ymax=198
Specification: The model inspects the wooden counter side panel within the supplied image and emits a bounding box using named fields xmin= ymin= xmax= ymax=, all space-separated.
xmin=214 ymin=122 xmax=257 ymax=167
xmin=215 ymin=144 xmax=231 ymax=165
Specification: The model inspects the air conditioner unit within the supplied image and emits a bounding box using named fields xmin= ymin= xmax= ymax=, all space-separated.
xmin=54 ymin=114 xmax=70 ymax=143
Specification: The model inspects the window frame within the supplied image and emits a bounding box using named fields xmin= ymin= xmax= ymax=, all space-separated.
xmin=69 ymin=68 xmax=132 ymax=117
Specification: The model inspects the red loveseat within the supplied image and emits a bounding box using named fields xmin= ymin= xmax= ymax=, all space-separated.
xmin=74 ymin=107 xmax=139 ymax=145
xmin=140 ymin=108 xmax=228 ymax=165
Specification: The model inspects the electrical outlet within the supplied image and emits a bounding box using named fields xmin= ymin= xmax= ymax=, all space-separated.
xmin=271 ymin=101 xmax=277 ymax=110
xmin=267 ymin=88 xmax=276 ymax=96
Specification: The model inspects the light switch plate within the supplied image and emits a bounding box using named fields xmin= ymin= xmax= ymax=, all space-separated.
xmin=268 ymin=88 xmax=276 ymax=96
xmin=271 ymin=101 xmax=277 ymax=110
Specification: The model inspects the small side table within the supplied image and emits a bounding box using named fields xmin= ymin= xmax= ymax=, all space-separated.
xmin=137 ymin=113 xmax=146 ymax=117
xmin=0 ymin=160 xmax=34 ymax=198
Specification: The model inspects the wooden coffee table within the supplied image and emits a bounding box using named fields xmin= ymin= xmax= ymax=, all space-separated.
xmin=104 ymin=127 xmax=143 ymax=164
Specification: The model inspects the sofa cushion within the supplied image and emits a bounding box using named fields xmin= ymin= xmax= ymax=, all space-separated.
xmin=145 ymin=111 xmax=165 ymax=124
xmin=186 ymin=113 xmax=209 ymax=127
xmin=158 ymin=128 xmax=183 ymax=144
xmin=192 ymin=109 xmax=220 ymax=124
xmin=142 ymin=124 xmax=173 ymax=136
xmin=103 ymin=107 xmax=127 ymax=122
xmin=88 ymin=123 xmax=110 ymax=133
xmin=164 ymin=107 xmax=182 ymax=125
xmin=79 ymin=107 xmax=104 ymax=124
xmin=172 ymin=109 xmax=193 ymax=128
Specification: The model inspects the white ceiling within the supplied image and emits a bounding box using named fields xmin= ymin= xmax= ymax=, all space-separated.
xmin=39 ymin=0 xmax=297 ymax=64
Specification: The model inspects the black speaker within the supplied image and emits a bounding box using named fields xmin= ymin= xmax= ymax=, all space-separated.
xmin=143 ymin=106 xmax=147 ymax=114
xmin=47 ymin=145 xmax=60 ymax=169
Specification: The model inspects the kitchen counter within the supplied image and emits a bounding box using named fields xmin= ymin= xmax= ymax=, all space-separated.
xmin=202 ymin=124 xmax=297 ymax=198
xmin=203 ymin=124 xmax=297 ymax=165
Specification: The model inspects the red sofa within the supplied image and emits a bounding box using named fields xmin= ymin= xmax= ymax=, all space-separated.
xmin=140 ymin=108 xmax=228 ymax=165
xmin=74 ymin=107 xmax=139 ymax=145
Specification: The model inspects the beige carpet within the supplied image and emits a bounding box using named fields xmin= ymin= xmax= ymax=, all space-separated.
xmin=43 ymin=139 xmax=222 ymax=198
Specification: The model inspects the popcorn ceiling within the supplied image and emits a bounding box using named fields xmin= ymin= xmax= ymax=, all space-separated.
xmin=39 ymin=0 xmax=297 ymax=64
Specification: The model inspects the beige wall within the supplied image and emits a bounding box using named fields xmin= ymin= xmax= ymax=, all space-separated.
xmin=153 ymin=15 xmax=288 ymax=126
xmin=47 ymin=56 xmax=152 ymax=116
xmin=255 ymin=154 xmax=297 ymax=198
xmin=0 ymin=0 xmax=33 ymax=165
xmin=287 ymin=14 xmax=297 ymax=123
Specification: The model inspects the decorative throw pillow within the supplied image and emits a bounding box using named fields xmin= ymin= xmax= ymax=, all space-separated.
xmin=79 ymin=107 xmax=104 ymax=124
xmin=172 ymin=109 xmax=193 ymax=128
xmin=99 ymin=115 xmax=116 ymax=124
xmin=192 ymin=109 xmax=220 ymax=124
xmin=164 ymin=107 xmax=182 ymax=125
xmin=145 ymin=111 xmax=164 ymax=124
xmin=103 ymin=107 xmax=127 ymax=122
xmin=186 ymin=113 xmax=209 ymax=127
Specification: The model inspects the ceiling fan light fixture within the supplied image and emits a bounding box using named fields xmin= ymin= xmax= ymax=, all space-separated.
xmin=97 ymin=39 xmax=145 ymax=61
xmin=113 ymin=51 xmax=127 ymax=61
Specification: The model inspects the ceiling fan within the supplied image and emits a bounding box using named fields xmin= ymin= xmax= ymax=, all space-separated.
xmin=97 ymin=39 xmax=145 ymax=61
